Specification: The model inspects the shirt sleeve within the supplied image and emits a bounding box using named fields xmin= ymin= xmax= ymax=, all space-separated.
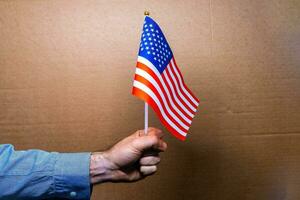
xmin=0 ymin=144 xmax=92 ymax=200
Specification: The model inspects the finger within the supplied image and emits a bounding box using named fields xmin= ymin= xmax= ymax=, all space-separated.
xmin=132 ymin=127 xmax=162 ymax=139
xmin=140 ymin=165 xmax=157 ymax=176
xmin=125 ymin=169 xmax=143 ymax=182
xmin=143 ymin=150 xmax=158 ymax=157
xmin=146 ymin=127 xmax=163 ymax=138
xmin=108 ymin=168 xmax=144 ymax=182
xmin=133 ymin=135 xmax=167 ymax=152
xmin=151 ymin=138 xmax=167 ymax=152
xmin=140 ymin=156 xmax=160 ymax=166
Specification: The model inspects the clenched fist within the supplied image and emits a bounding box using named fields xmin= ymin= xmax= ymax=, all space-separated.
xmin=90 ymin=127 xmax=167 ymax=184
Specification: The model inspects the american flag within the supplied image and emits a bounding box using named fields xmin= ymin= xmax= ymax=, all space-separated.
xmin=132 ymin=16 xmax=199 ymax=141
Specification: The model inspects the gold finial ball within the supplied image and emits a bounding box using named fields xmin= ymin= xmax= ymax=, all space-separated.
xmin=144 ymin=11 xmax=150 ymax=16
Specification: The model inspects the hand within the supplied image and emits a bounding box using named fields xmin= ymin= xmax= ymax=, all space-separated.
xmin=90 ymin=127 xmax=167 ymax=184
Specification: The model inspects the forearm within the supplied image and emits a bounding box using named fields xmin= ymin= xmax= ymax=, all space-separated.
xmin=0 ymin=128 xmax=166 ymax=199
xmin=0 ymin=144 xmax=91 ymax=200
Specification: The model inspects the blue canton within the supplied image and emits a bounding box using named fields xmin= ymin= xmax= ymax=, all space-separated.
xmin=138 ymin=16 xmax=173 ymax=74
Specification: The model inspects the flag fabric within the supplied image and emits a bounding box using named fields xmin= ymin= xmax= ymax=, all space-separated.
xmin=132 ymin=16 xmax=199 ymax=141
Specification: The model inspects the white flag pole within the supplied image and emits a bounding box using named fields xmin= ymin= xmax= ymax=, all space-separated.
xmin=144 ymin=11 xmax=150 ymax=135
xmin=144 ymin=102 xmax=148 ymax=135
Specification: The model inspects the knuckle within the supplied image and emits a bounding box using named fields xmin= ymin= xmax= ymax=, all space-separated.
xmin=136 ymin=130 xmax=143 ymax=136
xmin=148 ymin=127 xmax=155 ymax=131
xmin=152 ymin=135 xmax=159 ymax=144
xmin=148 ymin=127 xmax=162 ymax=134
xmin=161 ymin=141 xmax=167 ymax=151
xmin=151 ymin=136 xmax=159 ymax=145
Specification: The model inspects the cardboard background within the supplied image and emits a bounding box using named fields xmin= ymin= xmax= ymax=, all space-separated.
xmin=0 ymin=0 xmax=300 ymax=199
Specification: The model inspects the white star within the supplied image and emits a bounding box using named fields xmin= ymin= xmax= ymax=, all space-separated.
xmin=149 ymin=37 xmax=152 ymax=41
xmin=149 ymin=24 xmax=153 ymax=27
xmin=154 ymin=57 xmax=157 ymax=60
xmin=147 ymin=51 xmax=150 ymax=54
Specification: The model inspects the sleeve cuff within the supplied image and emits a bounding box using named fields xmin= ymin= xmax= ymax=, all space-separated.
xmin=54 ymin=152 xmax=91 ymax=200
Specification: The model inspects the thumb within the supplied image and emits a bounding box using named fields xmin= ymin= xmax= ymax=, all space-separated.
xmin=132 ymin=134 xmax=167 ymax=152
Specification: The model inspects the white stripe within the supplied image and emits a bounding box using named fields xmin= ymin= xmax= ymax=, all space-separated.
xmin=170 ymin=59 xmax=199 ymax=106
xmin=138 ymin=56 xmax=161 ymax=74
xmin=162 ymin=71 xmax=196 ymax=119
xmin=135 ymin=68 xmax=192 ymax=125
xmin=133 ymin=80 xmax=187 ymax=137
xmin=165 ymin=67 xmax=197 ymax=112
xmin=138 ymin=56 xmax=194 ymax=118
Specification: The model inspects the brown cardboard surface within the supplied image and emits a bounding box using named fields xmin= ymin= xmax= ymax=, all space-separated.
xmin=0 ymin=0 xmax=300 ymax=199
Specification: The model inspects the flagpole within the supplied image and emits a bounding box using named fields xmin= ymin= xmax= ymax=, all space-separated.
xmin=144 ymin=102 xmax=148 ymax=135
xmin=144 ymin=10 xmax=150 ymax=135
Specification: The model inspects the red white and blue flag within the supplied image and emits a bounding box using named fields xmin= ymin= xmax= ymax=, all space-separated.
xmin=132 ymin=16 xmax=199 ymax=141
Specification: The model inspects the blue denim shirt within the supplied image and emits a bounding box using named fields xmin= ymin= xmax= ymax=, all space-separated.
xmin=0 ymin=144 xmax=91 ymax=200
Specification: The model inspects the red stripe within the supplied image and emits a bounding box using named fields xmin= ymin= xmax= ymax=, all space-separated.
xmin=134 ymin=74 xmax=189 ymax=132
xmin=169 ymin=61 xmax=198 ymax=108
xmin=172 ymin=58 xmax=200 ymax=103
xmin=160 ymin=69 xmax=194 ymax=119
xmin=132 ymin=87 xmax=186 ymax=141
xmin=136 ymin=62 xmax=192 ymax=121
xmin=164 ymin=67 xmax=196 ymax=115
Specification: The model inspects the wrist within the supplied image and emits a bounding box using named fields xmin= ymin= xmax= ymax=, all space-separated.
xmin=90 ymin=152 xmax=115 ymax=184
